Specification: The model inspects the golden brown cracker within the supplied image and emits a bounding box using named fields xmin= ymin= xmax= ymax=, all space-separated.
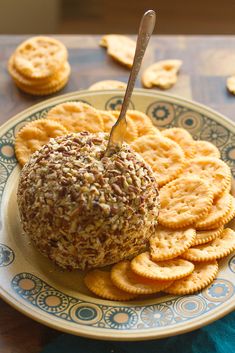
xmin=150 ymin=226 xmax=196 ymax=261
xmin=89 ymin=80 xmax=127 ymax=90
xmin=195 ymin=193 xmax=232 ymax=230
xmin=193 ymin=140 xmax=221 ymax=159
xmin=131 ymin=252 xmax=194 ymax=281
xmin=193 ymin=226 xmax=224 ymax=246
xmin=164 ymin=261 xmax=218 ymax=295
xmin=158 ymin=176 xmax=214 ymax=228
xmin=13 ymin=36 xmax=68 ymax=79
xmin=142 ymin=60 xmax=182 ymax=89
xmin=84 ymin=270 xmax=137 ymax=301
xmin=161 ymin=127 xmax=195 ymax=158
xmin=111 ymin=260 xmax=173 ymax=294
xmin=131 ymin=134 xmax=185 ymax=187
xmin=46 ymin=102 xmax=104 ymax=133
xmin=15 ymin=119 xmax=68 ymax=166
xmin=182 ymin=228 xmax=235 ymax=262
xmin=183 ymin=157 xmax=231 ymax=198
xmin=100 ymin=35 xmax=135 ymax=68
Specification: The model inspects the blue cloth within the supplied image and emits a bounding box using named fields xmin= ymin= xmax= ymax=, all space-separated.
xmin=41 ymin=311 xmax=235 ymax=353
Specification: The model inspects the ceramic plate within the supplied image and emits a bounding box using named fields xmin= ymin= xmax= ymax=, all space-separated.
xmin=0 ymin=89 xmax=234 ymax=341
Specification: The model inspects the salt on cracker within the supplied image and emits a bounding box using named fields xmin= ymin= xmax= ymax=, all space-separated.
xmin=161 ymin=127 xmax=195 ymax=158
xmin=182 ymin=228 xmax=235 ymax=262
xmin=183 ymin=157 xmax=232 ymax=198
xmin=84 ymin=270 xmax=137 ymax=301
xmin=13 ymin=36 xmax=68 ymax=79
xmin=142 ymin=60 xmax=182 ymax=89
xmin=131 ymin=134 xmax=185 ymax=187
xmin=100 ymin=35 xmax=135 ymax=68
xmin=164 ymin=261 xmax=218 ymax=295
xmin=88 ymin=80 xmax=127 ymax=90
xmin=193 ymin=140 xmax=221 ymax=159
xmin=111 ymin=260 xmax=173 ymax=295
xmin=150 ymin=226 xmax=196 ymax=261
xmin=195 ymin=193 xmax=232 ymax=230
xmin=193 ymin=226 xmax=224 ymax=246
xmin=131 ymin=252 xmax=195 ymax=281
xmin=15 ymin=119 xmax=68 ymax=166
xmin=158 ymin=176 xmax=214 ymax=228
xmin=107 ymin=111 xmax=138 ymax=143
xmin=46 ymin=102 xmax=104 ymax=133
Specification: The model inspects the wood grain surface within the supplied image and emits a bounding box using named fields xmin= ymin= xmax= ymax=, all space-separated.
xmin=0 ymin=35 xmax=235 ymax=353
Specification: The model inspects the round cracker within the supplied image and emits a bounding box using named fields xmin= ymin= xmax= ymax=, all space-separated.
xmin=14 ymin=119 xmax=68 ymax=166
xmin=182 ymin=228 xmax=235 ymax=262
xmin=195 ymin=193 xmax=232 ymax=230
xmin=98 ymin=110 xmax=117 ymax=133
xmin=131 ymin=252 xmax=195 ymax=281
xmin=161 ymin=127 xmax=195 ymax=158
xmin=14 ymin=76 xmax=69 ymax=96
xmin=164 ymin=261 xmax=218 ymax=295
xmin=183 ymin=157 xmax=231 ymax=198
xmin=125 ymin=110 xmax=158 ymax=138
xmin=9 ymin=58 xmax=70 ymax=89
xmin=111 ymin=260 xmax=173 ymax=295
xmin=142 ymin=60 xmax=182 ymax=89
xmin=158 ymin=176 xmax=214 ymax=228
xmin=13 ymin=36 xmax=68 ymax=79
xmin=193 ymin=140 xmax=221 ymax=159
xmin=46 ymin=102 xmax=104 ymax=133
xmin=88 ymin=80 xmax=127 ymax=90
xmin=150 ymin=226 xmax=196 ymax=261
xmin=193 ymin=226 xmax=224 ymax=246
xmin=84 ymin=270 xmax=137 ymax=301
xmin=131 ymin=134 xmax=185 ymax=187
xmin=100 ymin=35 xmax=135 ymax=68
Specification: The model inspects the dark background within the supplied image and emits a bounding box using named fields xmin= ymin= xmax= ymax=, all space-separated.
xmin=1 ymin=0 xmax=235 ymax=34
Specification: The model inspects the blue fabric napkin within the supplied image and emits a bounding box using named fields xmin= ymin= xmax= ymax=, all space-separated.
xmin=41 ymin=310 xmax=235 ymax=353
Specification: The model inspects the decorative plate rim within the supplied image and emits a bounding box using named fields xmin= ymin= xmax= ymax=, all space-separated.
xmin=0 ymin=88 xmax=234 ymax=341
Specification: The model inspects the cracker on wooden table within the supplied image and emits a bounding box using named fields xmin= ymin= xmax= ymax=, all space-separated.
xmin=46 ymin=102 xmax=104 ymax=133
xmin=14 ymin=66 xmax=70 ymax=96
xmin=88 ymin=80 xmax=127 ymax=90
xmin=150 ymin=226 xmax=196 ymax=261
xmin=182 ymin=228 xmax=235 ymax=262
xmin=15 ymin=119 xmax=68 ymax=166
xmin=84 ymin=270 xmax=138 ymax=301
xmin=164 ymin=261 xmax=218 ymax=295
xmin=13 ymin=36 xmax=68 ymax=79
xmin=142 ymin=60 xmax=182 ymax=89
xmin=131 ymin=134 xmax=185 ymax=187
xmin=193 ymin=140 xmax=221 ymax=159
xmin=195 ymin=193 xmax=232 ymax=230
xmin=158 ymin=176 xmax=214 ymax=228
xmin=193 ymin=226 xmax=224 ymax=246
xmin=106 ymin=110 xmax=138 ymax=143
xmin=100 ymin=35 xmax=135 ymax=68
xmin=183 ymin=157 xmax=232 ymax=198
xmin=111 ymin=260 xmax=173 ymax=295
xmin=9 ymin=55 xmax=70 ymax=87
xmin=131 ymin=252 xmax=195 ymax=281
xmin=161 ymin=127 xmax=195 ymax=158
xmin=227 ymin=76 xmax=235 ymax=94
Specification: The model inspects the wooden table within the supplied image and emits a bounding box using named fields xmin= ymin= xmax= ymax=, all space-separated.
xmin=1 ymin=35 xmax=235 ymax=353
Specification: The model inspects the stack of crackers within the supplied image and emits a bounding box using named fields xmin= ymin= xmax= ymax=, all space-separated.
xmin=8 ymin=36 xmax=70 ymax=96
xmin=14 ymin=102 xmax=235 ymax=300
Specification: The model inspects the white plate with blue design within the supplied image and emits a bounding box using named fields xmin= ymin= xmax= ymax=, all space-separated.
xmin=0 ymin=89 xmax=234 ymax=340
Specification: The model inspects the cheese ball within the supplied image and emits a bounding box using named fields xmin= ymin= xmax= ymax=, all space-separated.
xmin=17 ymin=132 xmax=159 ymax=270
